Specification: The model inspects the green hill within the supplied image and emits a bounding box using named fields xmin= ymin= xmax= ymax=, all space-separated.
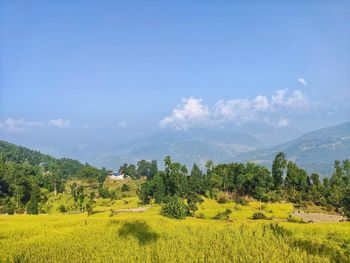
xmin=0 ymin=140 xmax=102 ymax=179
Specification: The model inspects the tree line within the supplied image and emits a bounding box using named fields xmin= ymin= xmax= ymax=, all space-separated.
xmin=1 ymin=139 xmax=350 ymax=218
xmin=137 ymin=153 xmax=350 ymax=218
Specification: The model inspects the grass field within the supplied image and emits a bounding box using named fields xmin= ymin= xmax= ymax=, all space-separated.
xmin=1 ymin=198 xmax=350 ymax=262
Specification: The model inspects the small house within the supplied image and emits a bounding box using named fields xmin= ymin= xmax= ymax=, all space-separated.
xmin=109 ymin=172 xmax=124 ymax=180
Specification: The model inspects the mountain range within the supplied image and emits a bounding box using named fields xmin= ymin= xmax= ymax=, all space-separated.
xmin=92 ymin=122 xmax=350 ymax=176
xmin=93 ymin=128 xmax=264 ymax=169
xmin=1 ymin=122 xmax=349 ymax=176
xmin=237 ymin=122 xmax=350 ymax=176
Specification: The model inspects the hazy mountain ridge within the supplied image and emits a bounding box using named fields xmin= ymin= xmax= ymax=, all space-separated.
xmin=94 ymin=122 xmax=350 ymax=175
xmin=2 ymin=122 xmax=349 ymax=176
xmin=94 ymin=128 xmax=265 ymax=169
xmin=236 ymin=122 xmax=350 ymax=175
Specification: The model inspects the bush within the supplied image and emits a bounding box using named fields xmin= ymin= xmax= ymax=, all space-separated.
xmin=252 ymin=212 xmax=268 ymax=220
xmin=110 ymin=191 xmax=117 ymax=200
xmin=58 ymin=204 xmax=67 ymax=213
xmin=195 ymin=213 xmax=205 ymax=219
xmin=213 ymin=209 xmax=232 ymax=220
xmin=86 ymin=203 xmax=93 ymax=216
xmin=161 ymin=196 xmax=188 ymax=219
xmin=98 ymin=187 xmax=111 ymax=198
xmin=234 ymin=197 xmax=249 ymax=206
xmin=216 ymin=192 xmax=229 ymax=204
xmin=121 ymin=184 xmax=130 ymax=192
xmin=234 ymin=205 xmax=241 ymax=211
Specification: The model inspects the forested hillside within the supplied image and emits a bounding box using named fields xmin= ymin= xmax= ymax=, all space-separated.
xmin=0 ymin=140 xmax=109 ymax=214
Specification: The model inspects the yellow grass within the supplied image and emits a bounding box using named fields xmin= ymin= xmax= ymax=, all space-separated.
xmin=197 ymin=198 xmax=294 ymax=219
xmin=0 ymin=199 xmax=349 ymax=262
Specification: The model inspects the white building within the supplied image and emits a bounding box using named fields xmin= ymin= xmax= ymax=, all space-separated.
xmin=109 ymin=172 xmax=124 ymax=180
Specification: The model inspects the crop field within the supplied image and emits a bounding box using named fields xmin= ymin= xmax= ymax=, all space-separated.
xmin=1 ymin=199 xmax=350 ymax=263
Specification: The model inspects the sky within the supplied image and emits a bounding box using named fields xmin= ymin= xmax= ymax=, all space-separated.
xmin=0 ymin=1 xmax=350 ymax=159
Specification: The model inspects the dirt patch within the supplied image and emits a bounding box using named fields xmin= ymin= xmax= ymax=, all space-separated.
xmin=112 ymin=207 xmax=151 ymax=213
xmin=291 ymin=211 xmax=346 ymax=223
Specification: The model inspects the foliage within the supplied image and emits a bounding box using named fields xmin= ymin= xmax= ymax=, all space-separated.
xmin=26 ymin=181 xmax=40 ymax=215
xmin=58 ymin=204 xmax=67 ymax=213
xmin=161 ymin=196 xmax=188 ymax=219
xmin=213 ymin=208 xmax=232 ymax=220
xmin=121 ymin=183 xmax=130 ymax=192
xmin=272 ymin=152 xmax=287 ymax=190
xmin=216 ymin=192 xmax=230 ymax=204
xmin=252 ymin=212 xmax=268 ymax=220
xmin=2 ymin=139 xmax=350 ymax=221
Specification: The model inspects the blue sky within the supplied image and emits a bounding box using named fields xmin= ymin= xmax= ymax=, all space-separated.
xmin=0 ymin=1 xmax=349 ymax=157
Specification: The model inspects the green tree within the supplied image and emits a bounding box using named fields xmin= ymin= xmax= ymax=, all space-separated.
xmin=149 ymin=160 xmax=158 ymax=179
xmin=77 ymin=185 xmax=85 ymax=212
xmin=189 ymin=163 xmax=203 ymax=194
xmin=97 ymin=173 xmax=106 ymax=188
xmin=71 ymin=182 xmax=78 ymax=202
xmin=272 ymin=152 xmax=287 ymax=191
xmin=341 ymin=187 xmax=350 ymax=218
xmin=138 ymin=180 xmax=153 ymax=204
xmin=161 ymin=196 xmax=188 ymax=219
xmin=27 ymin=181 xmax=40 ymax=215
xmin=153 ymin=172 xmax=166 ymax=204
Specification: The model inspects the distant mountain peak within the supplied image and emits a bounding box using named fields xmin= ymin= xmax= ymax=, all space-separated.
xmin=237 ymin=122 xmax=350 ymax=176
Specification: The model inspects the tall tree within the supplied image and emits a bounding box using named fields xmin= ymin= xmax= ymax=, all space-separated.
xmin=189 ymin=163 xmax=203 ymax=194
xmin=272 ymin=152 xmax=287 ymax=190
xmin=27 ymin=180 xmax=40 ymax=215
xmin=149 ymin=160 xmax=158 ymax=179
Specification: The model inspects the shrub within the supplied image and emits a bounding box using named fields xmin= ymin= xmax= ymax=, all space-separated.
xmin=213 ymin=209 xmax=232 ymax=220
xmin=234 ymin=205 xmax=241 ymax=211
xmin=252 ymin=212 xmax=267 ymax=220
xmin=58 ymin=204 xmax=67 ymax=213
xmin=86 ymin=203 xmax=93 ymax=216
xmin=98 ymin=187 xmax=110 ymax=198
xmin=121 ymin=184 xmax=130 ymax=192
xmin=216 ymin=192 xmax=229 ymax=204
xmin=234 ymin=197 xmax=249 ymax=206
xmin=195 ymin=213 xmax=205 ymax=219
xmin=110 ymin=191 xmax=117 ymax=200
xmin=161 ymin=196 xmax=188 ymax=219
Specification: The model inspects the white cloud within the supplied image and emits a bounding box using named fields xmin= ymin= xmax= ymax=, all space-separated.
xmin=117 ymin=120 xmax=128 ymax=128
xmin=49 ymin=118 xmax=70 ymax=128
xmin=297 ymin=78 xmax=308 ymax=86
xmin=159 ymin=97 xmax=210 ymax=130
xmin=276 ymin=118 xmax=290 ymax=128
xmin=0 ymin=118 xmax=43 ymax=133
xmin=272 ymin=89 xmax=310 ymax=111
xmin=254 ymin=95 xmax=270 ymax=111
xmin=160 ymin=90 xmax=310 ymax=130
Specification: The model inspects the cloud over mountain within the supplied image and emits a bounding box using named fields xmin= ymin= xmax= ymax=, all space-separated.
xmin=160 ymin=90 xmax=310 ymax=130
